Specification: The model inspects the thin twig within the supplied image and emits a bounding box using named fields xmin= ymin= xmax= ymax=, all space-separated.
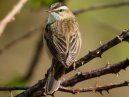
xmin=73 ymin=0 xmax=129 ymax=15
xmin=62 ymin=58 xmax=129 ymax=87
xmin=0 ymin=86 xmax=29 ymax=91
xmin=59 ymin=80 xmax=129 ymax=94
xmin=0 ymin=0 xmax=28 ymax=36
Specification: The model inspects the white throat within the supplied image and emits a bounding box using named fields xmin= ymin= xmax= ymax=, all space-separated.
xmin=47 ymin=13 xmax=59 ymax=24
xmin=47 ymin=6 xmax=69 ymax=24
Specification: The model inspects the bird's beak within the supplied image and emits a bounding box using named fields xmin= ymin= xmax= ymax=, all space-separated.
xmin=45 ymin=9 xmax=52 ymax=13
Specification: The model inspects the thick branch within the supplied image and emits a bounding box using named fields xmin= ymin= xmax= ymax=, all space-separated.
xmin=73 ymin=1 xmax=129 ymax=15
xmin=0 ymin=0 xmax=28 ymax=36
xmin=59 ymin=81 xmax=129 ymax=94
xmin=62 ymin=58 xmax=129 ymax=87
xmin=66 ymin=29 xmax=129 ymax=73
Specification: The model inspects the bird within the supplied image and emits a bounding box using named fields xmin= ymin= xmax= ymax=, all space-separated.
xmin=44 ymin=2 xmax=81 ymax=94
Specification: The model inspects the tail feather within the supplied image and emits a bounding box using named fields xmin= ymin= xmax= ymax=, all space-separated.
xmin=45 ymin=72 xmax=61 ymax=94
xmin=45 ymin=59 xmax=65 ymax=94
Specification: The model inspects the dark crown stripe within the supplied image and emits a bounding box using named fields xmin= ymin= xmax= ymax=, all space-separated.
xmin=51 ymin=2 xmax=66 ymax=9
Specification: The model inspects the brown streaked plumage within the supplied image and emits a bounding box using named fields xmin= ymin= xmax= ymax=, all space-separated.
xmin=44 ymin=2 xmax=81 ymax=94
xmin=45 ymin=18 xmax=81 ymax=67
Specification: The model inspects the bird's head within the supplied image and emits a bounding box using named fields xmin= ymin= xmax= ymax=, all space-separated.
xmin=46 ymin=2 xmax=75 ymax=24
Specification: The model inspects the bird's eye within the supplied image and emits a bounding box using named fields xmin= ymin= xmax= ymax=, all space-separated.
xmin=59 ymin=9 xmax=64 ymax=12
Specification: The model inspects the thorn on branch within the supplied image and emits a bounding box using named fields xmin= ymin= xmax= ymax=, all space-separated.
xmin=10 ymin=91 xmax=14 ymax=97
xmin=116 ymin=35 xmax=123 ymax=42
xmin=116 ymin=73 xmax=120 ymax=77
xmin=99 ymin=41 xmax=103 ymax=46
xmin=59 ymin=80 xmax=129 ymax=94
xmin=62 ymin=58 xmax=129 ymax=87
xmin=66 ymin=29 xmax=129 ymax=73
xmin=98 ymin=90 xmax=103 ymax=95
xmin=105 ymin=89 xmax=109 ymax=94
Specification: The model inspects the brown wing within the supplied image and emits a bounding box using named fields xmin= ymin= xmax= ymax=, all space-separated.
xmin=66 ymin=30 xmax=81 ymax=66
xmin=44 ymin=19 xmax=81 ymax=68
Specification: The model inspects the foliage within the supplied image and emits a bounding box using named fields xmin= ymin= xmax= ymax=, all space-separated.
xmin=29 ymin=0 xmax=66 ymax=7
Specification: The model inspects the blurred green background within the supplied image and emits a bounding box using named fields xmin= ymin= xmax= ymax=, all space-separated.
xmin=0 ymin=0 xmax=129 ymax=97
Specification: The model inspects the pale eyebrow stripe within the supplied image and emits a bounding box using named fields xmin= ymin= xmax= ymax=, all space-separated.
xmin=58 ymin=6 xmax=68 ymax=10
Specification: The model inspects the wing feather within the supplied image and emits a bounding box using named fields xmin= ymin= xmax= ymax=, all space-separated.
xmin=44 ymin=19 xmax=81 ymax=68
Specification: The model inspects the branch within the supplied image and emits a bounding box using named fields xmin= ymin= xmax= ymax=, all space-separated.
xmin=0 ymin=81 xmax=129 ymax=94
xmin=14 ymin=29 xmax=129 ymax=97
xmin=66 ymin=29 xmax=129 ymax=73
xmin=0 ymin=26 xmax=42 ymax=55
xmin=0 ymin=86 xmax=29 ymax=91
xmin=14 ymin=78 xmax=47 ymax=97
xmin=73 ymin=0 xmax=129 ymax=15
xmin=59 ymin=80 xmax=129 ymax=94
xmin=0 ymin=0 xmax=28 ymax=36
xmin=62 ymin=58 xmax=129 ymax=87
xmin=1 ymin=80 xmax=129 ymax=95
xmin=8 ymin=57 xmax=128 ymax=96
